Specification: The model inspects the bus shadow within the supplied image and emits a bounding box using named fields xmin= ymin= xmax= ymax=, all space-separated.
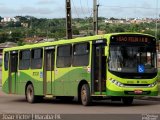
xmin=92 ymin=99 xmax=160 ymax=107
xmin=12 ymin=98 xmax=80 ymax=105
xmin=12 ymin=98 xmax=160 ymax=107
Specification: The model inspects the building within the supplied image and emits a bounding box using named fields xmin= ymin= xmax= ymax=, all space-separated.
xmin=0 ymin=42 xmax=17 ymax=65
xmin=1 ymin=17 xmax=20 ymax=23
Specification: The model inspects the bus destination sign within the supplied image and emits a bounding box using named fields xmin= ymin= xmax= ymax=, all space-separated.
xmin=110 ymin=34 xmax=155 ymax=45
xmin=116 ymin=36 xmax=148 ymax=43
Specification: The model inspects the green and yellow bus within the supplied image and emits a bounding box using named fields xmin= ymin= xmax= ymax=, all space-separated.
xmin=2 ymin=33 xmax=158 ymax=106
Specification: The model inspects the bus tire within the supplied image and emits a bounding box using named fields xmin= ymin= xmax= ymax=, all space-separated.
xmin=26 ymin=84 xmax=36 ymax=103
xmin=81 ymin=84 xmax=92 ymax=106
xmin=122 ymin=97 xmax=133 ymax=105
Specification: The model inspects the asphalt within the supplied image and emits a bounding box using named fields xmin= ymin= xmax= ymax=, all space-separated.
xmin=137 ymin=96 xmax=160 ymax=101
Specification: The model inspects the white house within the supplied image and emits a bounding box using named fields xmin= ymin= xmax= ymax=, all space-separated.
xmin=1 ymin=17 xmax=19 ymax=23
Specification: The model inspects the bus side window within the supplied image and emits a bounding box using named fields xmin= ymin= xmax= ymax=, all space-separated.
xmin=73 ymin=42 xmax=90 ymax=66
xmin=4 ymin=52 xmax=9 ymax=71
xmin=56 ymin=45 xmax=72 ymax=68
xmin=31 ymin=48 xmax=43 ymax=69
xmin=19 ymin=50 xmax=30 ymax=70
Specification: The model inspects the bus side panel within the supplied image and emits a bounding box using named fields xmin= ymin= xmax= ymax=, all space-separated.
xmin=68 ymin=67 xmax=91 ymax=96
xmin=30 ymin=69 xmax=44 ymax=96
xmin=2 ymin=68 xmax=9 ymax=94
xmin=54 ymin=67 xmax=91 ymax=96
xmin=54 ymin=68 xmax=68 ymax=96
xmin=11 ymin=73 xmax=17 ymax=94
xmin=16 ymin=70 xmax=44 ymax=95
xmin=16 ymin=71 xmax=31 ymax=95
xmin=2 ymin=51 xmax=9 ymax=94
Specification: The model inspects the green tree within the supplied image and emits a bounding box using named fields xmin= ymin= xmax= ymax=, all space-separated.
xmin=0 ymin=32 xmax=9 ymax=43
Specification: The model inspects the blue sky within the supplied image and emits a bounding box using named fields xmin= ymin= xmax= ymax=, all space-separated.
xmin=0 ymin=0 xmax=159 ymax=18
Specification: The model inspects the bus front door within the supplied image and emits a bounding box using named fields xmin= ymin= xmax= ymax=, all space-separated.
xmin=9 ymin=51 xmax=18 ymax=94
xmin=92 ymin=43 xmax=106 ymax=95
xmin=44 ymin=47 xmax=55 ymax=95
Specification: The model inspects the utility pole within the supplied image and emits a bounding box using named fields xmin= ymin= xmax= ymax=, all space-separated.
xmin=155 ymin=0 xmax=159 ymax=40
xmin=96 ymin=4 xmax=99 ymax=35
xmin=66 ymin=0 xmax=72 ymax=39
xmin=93 ymin=0 xmax=99 ymax=35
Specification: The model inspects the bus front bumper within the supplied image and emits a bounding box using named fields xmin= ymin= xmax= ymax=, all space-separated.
xmin=106 ymin=83 xmax=158 ymax=97
xmin=106 ymin=89 xmax=158 ymax=96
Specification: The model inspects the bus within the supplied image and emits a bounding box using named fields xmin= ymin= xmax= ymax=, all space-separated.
xmin=2 ymin=33 xmax=158 ymax=106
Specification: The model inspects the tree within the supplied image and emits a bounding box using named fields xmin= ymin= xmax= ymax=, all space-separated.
xmin=73 ymin=29 xmax=80 ymax=35
xmin=0 ymin=32 xmax=8 ymax=43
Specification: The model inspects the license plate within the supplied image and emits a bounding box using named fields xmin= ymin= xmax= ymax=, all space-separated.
xmin=134 ymin=90 xmax=143 ymax=94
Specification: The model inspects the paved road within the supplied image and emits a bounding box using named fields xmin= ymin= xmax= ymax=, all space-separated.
xmin=0 ymin=87 xmax=160 ymax=114
xmin=1 ymin=88 xmax=160 ymax=120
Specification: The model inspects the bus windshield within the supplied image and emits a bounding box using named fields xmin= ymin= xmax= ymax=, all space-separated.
xmin=108 ymin=45 xmax=157 ymax=73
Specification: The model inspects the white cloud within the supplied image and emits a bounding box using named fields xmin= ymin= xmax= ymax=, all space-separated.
xmin=0 ymin=3 xmax=4 ymax=6
xmin=0 ymin=7 xmax=16 ymax=14
xmin=0 ymin=6 xmax=65 ymax=18
xmin=98 ymin=2 xmax=158 ymax=18
xmin=0 ymin=0 xmax=158 ymax=18
xmin=19 ymin=7 xmax=53 ymax=14
xmin=37 ymin=0 xmax=55 ymax=5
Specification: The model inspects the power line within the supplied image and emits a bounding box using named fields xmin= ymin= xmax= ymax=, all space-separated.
xmin=87 ymin=0 xmax=92 ymax=16
xmin=80 ymin=0 xmax=86 ymax=17
xmin=101 ymin=5 xmax=160 ymax=10
xmin=72 ymin=0 xmax=92 ymax=18
xmin=72 ymin=0 xmax=80 ymax=18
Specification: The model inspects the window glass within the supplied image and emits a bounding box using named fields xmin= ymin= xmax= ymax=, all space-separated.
xmin=10 ymin=52 xmax=18 ymax=72
xmin=31 ymin=48 xmax=43 ymax=69
xmin=58 ymin=45 xmax=71 ymax=57
xmin=4 ymin=52 xmax=9 ymax=71
xmin=109 ymin=46 xmax=157 ymax=73
xmin=73 ymin=43 xmax=90 ymax=66
xmin=57 ymin=45 xmax=72 ymax=68
xmin=46 ymin=50 xmax=54 ymax=71
xmin=22 ymin=50 xmax=30 ymax=60
xmin=34 ymin=49 xmax=42 ymax=59
xmin=19 ymin=50 xmax=30 ymax=70
xmin=74 ymin=43 xmax=89 ymax=55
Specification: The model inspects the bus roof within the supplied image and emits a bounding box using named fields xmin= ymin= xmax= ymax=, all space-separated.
xmin=3 ymin=32 xmax=155 ymax=52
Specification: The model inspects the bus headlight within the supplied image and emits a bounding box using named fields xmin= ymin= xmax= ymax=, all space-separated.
xmin=110 ymin=78 xmax=124 ymax=87
xmin=148 ymin=81 xmax=157 ymax=87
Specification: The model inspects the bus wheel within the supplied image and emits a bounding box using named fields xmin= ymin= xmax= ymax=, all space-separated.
xmin=26 ymin=84 xmax=36 ymax=103
xmin=81 ymin=84 xmax=92 ymax=106
xmin=122 ymin=97 xmax=133 ymax=105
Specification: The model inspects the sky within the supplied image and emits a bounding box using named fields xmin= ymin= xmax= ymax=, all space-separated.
xmin=0 ymin=0 xmax=159 ymax=18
